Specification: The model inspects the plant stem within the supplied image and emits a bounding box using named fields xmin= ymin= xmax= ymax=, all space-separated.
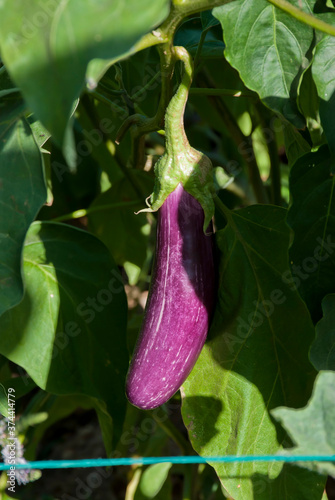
xmin=193 ymin=30 xmax=208 ymax=74
xmin=182 ymin=466 xmax=193 ymax=500
xmin=172 ymin=0 xmax=233 ymax=16
xmin=267 ymin=0 xmax=335 ymax=36
xmin=115 ymin=40 xmax=176 ymax=169
xmin=51 ymin=200 xmax=142 ymax=222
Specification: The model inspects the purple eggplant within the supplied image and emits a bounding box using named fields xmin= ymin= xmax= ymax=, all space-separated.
xmin=126 ymin=183 xmax=215 ymax=410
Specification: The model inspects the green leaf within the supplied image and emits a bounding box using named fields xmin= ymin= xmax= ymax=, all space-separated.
xmin=0 ymin=221 xmax=129 ymax=444
xmin=135 ymin=463 xmax=172 ymax=500
xmin=0 ymin=0 xmax=170 ymax=164
xmin=174 ymin=18 xmax=225 ymax=59
xmin=310 ymin=294 xmax=335 ymax=370
xmin=287 ymin=145 xmax=335 ymax=322
xmin=88 ymin=171 xmax=154 ymax=274
xmin=0 ymin=93 xmax=47 ymax=317
xmin=86 ymin=59 xmax=119 ymax=90
xmin=272 ymin=371 xmax=335 ymax=478
xmin=181 ymin=205 xmax=324 ymax=500
xmin=312 ymin=35 xmax=335 ymax=162
xmin=213 ymin=0 xmax=314 ymax=127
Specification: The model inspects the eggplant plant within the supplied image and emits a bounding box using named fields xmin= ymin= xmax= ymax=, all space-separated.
xmin=127 ymin=48 xmax=215 ymax=410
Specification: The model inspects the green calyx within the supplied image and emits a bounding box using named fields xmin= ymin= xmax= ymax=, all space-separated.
xmin=140 ymin=46 xmax=215 ymax=232
xmin=151 ymin=140 xmax=214 ymax=232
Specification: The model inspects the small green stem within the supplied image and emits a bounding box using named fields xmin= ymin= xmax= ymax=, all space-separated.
xmin=51 ymin=200 xmax=142 ymax=222
xmin=132 ymin=31 xmax=166 ymax=52
xmin=115 ymin=41 xmax=176 ymax=169
xmin=172 ymin=0 xmax=232 ymax=16
xmin=164 ymin=46 xmax=193 ymax=153
xmin=182 ymin=466 xmax=193 ymax=500
xmin=155 ymin=42 xmax=176 ymax=127
xmin=267 ymin=0 xmax=335 ymax=36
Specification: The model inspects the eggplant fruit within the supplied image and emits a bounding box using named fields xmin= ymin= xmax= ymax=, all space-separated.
xmin=126 ymin=183 xmax=215 ymax=410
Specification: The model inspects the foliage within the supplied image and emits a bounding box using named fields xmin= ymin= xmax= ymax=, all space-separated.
xmin=0 ymin=0 xmax=335 ymax=499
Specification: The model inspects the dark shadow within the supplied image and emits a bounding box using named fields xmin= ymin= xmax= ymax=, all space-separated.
xmin=35 ymin=221 xmax=129 ymax=446
xmin=0 ymin=290 xmax=33 ymax=358
xmin=250 ymin=465 xmax=325 ymax=499
xmin=181 ymin=395 xmax=223 ymax=448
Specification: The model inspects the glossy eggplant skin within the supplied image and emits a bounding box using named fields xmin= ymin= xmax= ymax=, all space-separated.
xmin=126 ymin=183 xmax=215 ymax=410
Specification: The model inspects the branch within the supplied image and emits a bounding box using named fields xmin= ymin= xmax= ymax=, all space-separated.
xmin=267 ymin=0 xmax=335 ymax=37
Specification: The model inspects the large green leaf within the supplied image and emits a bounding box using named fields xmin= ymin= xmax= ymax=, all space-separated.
xmin=272 ymin=371 xmax=335 ymax=478
xmin=310 ymin=294 xmax=335 ymax=371
xmin=213 ymin=0 xmax=314 ymax=127
xmin=287 ymin=145 xmax=335 ymax=322
xmin=0 ymin=221 xmax=129 ymax=443
xmin=312 ymin=35 xmax=335 ymax=162
xmin=0 ymin=0 xmax=170 ymax=164
xmin=0 ymin=93 xmax=46 ymax=317
xmin=181 ymin=205 xmax=324 ymax=500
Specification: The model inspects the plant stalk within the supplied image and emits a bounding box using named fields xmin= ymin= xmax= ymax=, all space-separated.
xmin=267 ymin=0 xmax=335 ymax=36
